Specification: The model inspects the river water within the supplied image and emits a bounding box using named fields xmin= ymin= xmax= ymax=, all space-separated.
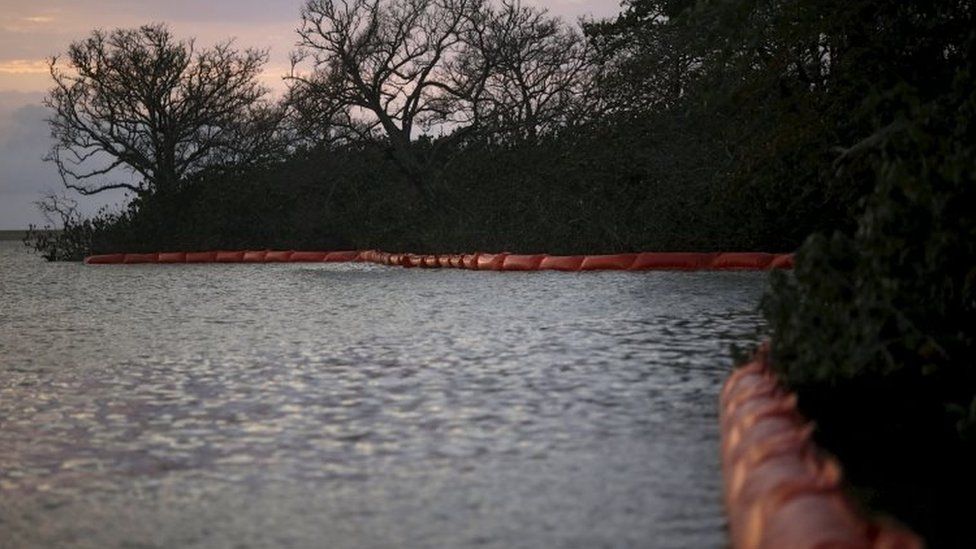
xmin=0 ymin=242 xmax=767 ymax=548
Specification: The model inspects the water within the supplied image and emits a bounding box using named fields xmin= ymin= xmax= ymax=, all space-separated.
xmin=0 ymin=242 xmax=767 ymax=548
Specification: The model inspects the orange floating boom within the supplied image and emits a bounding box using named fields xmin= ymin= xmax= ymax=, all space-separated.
xmin=719 ymin=344 xmax=923 ymax=549
xmin=85 ymin=250 xmax=796 ymax=271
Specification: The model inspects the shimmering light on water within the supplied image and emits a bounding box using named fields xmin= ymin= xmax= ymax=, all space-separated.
xmin=0 ymin=242 xmax=767 ymax=548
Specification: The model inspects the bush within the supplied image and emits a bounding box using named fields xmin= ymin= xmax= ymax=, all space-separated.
xmin=24 ymin=195 xmax=124 ymax=261
xmin=762 ymin=62 xmax=976 ymax=546
xmin=31 ymin=111 xmax=816 ymax=260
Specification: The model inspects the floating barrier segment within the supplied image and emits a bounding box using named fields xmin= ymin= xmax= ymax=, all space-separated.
xmin=720 ymin=345 xmax=924 ymax=549
xmin=84 ymin=250 xmax=795 ymax=271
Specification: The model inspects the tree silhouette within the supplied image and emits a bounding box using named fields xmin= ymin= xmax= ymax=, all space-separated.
xmin=46 ymin=23 xmax=281 ymax=197
xmin=287 ymin=0 xmax=593 ymax=195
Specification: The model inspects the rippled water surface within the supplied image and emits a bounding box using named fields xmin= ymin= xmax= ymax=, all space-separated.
xmin=0 ymin=242 xmax=768 ymax=548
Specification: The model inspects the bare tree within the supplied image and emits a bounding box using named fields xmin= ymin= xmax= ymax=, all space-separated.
xmin=437 ymin=0 xmax=595 ymax=142
xmin=288 ymin=0 xmax=596 ymax=188
xmin=46 ymin=24 xmax=282 ymax=197
xmin=288 ymin=0 xmax=491 ymax=196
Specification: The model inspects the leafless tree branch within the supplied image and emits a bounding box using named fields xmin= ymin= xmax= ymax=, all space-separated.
xmin=45 ymin=23 xmax=285 ymax=197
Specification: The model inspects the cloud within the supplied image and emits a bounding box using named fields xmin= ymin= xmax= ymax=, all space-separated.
xmin=0 ymin=60 xmax=49 ymax=74
xmin=0 ymin=0 xmax=625 ymax=229
xmin=0 ymin=92 xmax=127 ymax=229
xmin=0 ymin=0 xmax=623 ymax=94
xmin=0 ymin=97 xmax=58 ymax=228
xmin=0 ymin=90 xmax=43 ymax=110
xmin=0 ymin=102 xmax=51 ymax=188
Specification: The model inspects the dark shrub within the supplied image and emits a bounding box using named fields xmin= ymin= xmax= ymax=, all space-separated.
xmin=763 ymin=63 xmax=976 ymax=546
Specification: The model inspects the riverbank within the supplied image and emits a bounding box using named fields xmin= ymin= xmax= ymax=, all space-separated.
xmin=0 ymin=230 xmax=27 ymax=241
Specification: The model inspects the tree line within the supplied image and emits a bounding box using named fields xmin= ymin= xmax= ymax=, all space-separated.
xmin=42 ymin=0 xmax=597 ymax=203
xmin=39 ymin=0 xmax=970 ymax=262
xmin=27 ymin=0 xmax=822 ymax=256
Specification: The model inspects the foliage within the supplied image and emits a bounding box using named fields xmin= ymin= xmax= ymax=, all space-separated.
xmin=23 ymin=195 xmax=122 ymax=261
xmin=585 ymin=0 xmax=976 ymax=543
xmin=762 ymin=29 xmax=976 ymax=547
xmin=65 ymin=111 xmax=770 ymax=256
xmin=583 ymin=0 xmax=697 ymax=113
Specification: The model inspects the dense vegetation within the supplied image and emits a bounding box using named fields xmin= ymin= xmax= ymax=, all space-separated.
xmin=26 ymin=0 xmax=976 ymax=544
xmin=763 ymin=14 xmax=976 ymax=547
xmin=60 ymin=114 xmax=781 ymax=256
xmin=30 ymin=0 xmax=897 ymax=258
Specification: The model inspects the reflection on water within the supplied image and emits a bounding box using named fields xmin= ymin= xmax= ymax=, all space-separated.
xmin=0 ymin=242 xmax=766 ymax=548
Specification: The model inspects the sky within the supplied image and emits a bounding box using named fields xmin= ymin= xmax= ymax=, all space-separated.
xmin=0 ymin=0 xmax=622 ymax=229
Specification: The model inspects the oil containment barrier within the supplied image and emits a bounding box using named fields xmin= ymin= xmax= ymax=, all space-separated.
xmin=85 ymin=250 xmax=795 ymax=271
xmin=720 ymin=344 xmax=924 ymax=549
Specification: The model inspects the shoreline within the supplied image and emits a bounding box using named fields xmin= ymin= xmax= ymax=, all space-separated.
xmin=0 ymin=230 xmax=28 ymax=241
xmin=0 ymin=230 xmax=61 ymax=241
